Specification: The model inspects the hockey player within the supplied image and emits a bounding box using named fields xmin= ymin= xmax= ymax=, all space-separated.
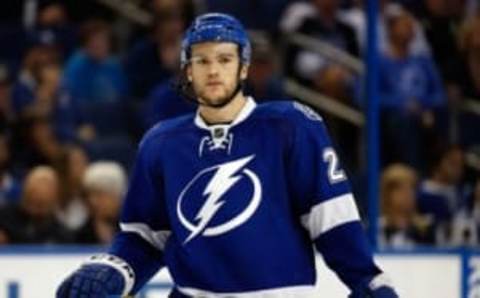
xmin=57 ymin=13 xmax=398 ymax=298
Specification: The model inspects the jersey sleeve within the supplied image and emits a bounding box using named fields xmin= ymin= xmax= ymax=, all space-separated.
xmin=286 ymin=102 xmax=384 ymax=293
xmin=109 ymin=130 xmax=171 ymax=294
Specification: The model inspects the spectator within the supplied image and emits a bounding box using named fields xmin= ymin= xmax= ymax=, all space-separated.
xmin=11 ymin=45 xmax=91 ymax=142
xmin=55 ymin=145 xmax=90 ymax=231
xmin=10 ymin=108 xmax=63 ymax=175
xmin=379 ymin=164 xmax=434 ymax=248
xmin=63 ymin=19 xmax=128 ymax=103
xmin=451 ymin=176 xmax=480 ymax=246
xmin=418 ymin=145 xmax=465 ymax=245
xmin=379 ymin=9 xmax=445 ymax=168
xmin=11 ymin=45 xmax=61 ymax=114
xmin=0 ymin=166 xmax=72 ymax=244
xmin=379 ymin=9 xmax=444 ymax=110
xmin=76 ymin=161 xmax=126 ymax=244
xmin=26 ymin=2 xmax=77 ymax=60
xmin=125 ymin=13 xmax=186 ymax=99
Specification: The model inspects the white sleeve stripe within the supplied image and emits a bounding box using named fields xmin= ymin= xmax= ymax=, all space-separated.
xmin=120 ymin=222 xmax=171 ymax=251
xmin=300 ymin=193 xmax=360 ymax=239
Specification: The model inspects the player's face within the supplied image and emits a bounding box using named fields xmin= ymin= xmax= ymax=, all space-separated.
xmin=187 ymin=42 xmax=248 ymax=107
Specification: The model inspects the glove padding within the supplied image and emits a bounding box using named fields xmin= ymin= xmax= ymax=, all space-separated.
xmin=56 ymin=263 xmax=126 ymax=298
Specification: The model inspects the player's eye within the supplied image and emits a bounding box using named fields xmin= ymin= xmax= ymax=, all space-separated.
xmin=217 ymin=56 xmax=232 ymax=64
xmin=198 ymin=58 xmax=209 ymax=65
xmin=192 ymin=57 xmax=209 ymax=66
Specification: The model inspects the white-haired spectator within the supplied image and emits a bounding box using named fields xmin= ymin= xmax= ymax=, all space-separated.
xmin=75 ymin=161 xmax=126 ymax=244
xmin=83 ymin=161 xmax=127 ymax=197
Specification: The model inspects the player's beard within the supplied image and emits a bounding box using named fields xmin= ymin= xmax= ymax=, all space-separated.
xmin=194 ymin=68 xmax=243 ymax=109
xmin=197 ymin=82 xmax=242 ymax=109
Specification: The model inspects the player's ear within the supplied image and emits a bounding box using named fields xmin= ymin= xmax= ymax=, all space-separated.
xmin=240 ymin=64 xmax=249 ymax=81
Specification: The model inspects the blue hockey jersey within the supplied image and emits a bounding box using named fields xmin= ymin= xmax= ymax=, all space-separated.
xmin=110 ymin=97 xmax=383 ymax=297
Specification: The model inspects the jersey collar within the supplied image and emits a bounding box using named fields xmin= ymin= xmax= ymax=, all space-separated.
xmin=194 ymin=96 xmax=257 ymax=130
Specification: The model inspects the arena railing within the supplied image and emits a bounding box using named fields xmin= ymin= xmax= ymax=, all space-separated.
xmin=280 ymin=32 xmax=364 ymax=127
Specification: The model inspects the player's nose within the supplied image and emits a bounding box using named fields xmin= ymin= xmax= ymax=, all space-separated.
xmin=206 ymin=62 xmax=221 ymax=76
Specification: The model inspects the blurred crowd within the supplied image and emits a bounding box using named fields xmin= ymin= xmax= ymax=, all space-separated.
xmin=0 ymin=0 xmax=479 ymax=249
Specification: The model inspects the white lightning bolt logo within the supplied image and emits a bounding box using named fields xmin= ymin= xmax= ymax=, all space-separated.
xmin=183 ymin=155 xmax=255 ymax=244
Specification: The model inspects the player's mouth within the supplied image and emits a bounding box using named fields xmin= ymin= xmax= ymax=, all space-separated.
xmin=206 ymin=81 xmax=223 ymax=87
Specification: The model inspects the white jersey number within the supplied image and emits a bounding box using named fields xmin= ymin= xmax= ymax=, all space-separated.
xmin=323 ymin=148 xmax=346 ymax=184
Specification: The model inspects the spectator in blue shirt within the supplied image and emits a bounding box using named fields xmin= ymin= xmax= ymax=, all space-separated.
xmin=63 ymin=19 xmax=128 ymax=103
xmin=379 ymin=9 xmax=444 ymax=111
xmin=379 ymin=9 xmax=446 ymax=169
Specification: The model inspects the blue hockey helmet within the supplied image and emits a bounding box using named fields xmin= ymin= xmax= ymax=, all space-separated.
xmin=180 ymin=13 xmax=251 ymax=68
